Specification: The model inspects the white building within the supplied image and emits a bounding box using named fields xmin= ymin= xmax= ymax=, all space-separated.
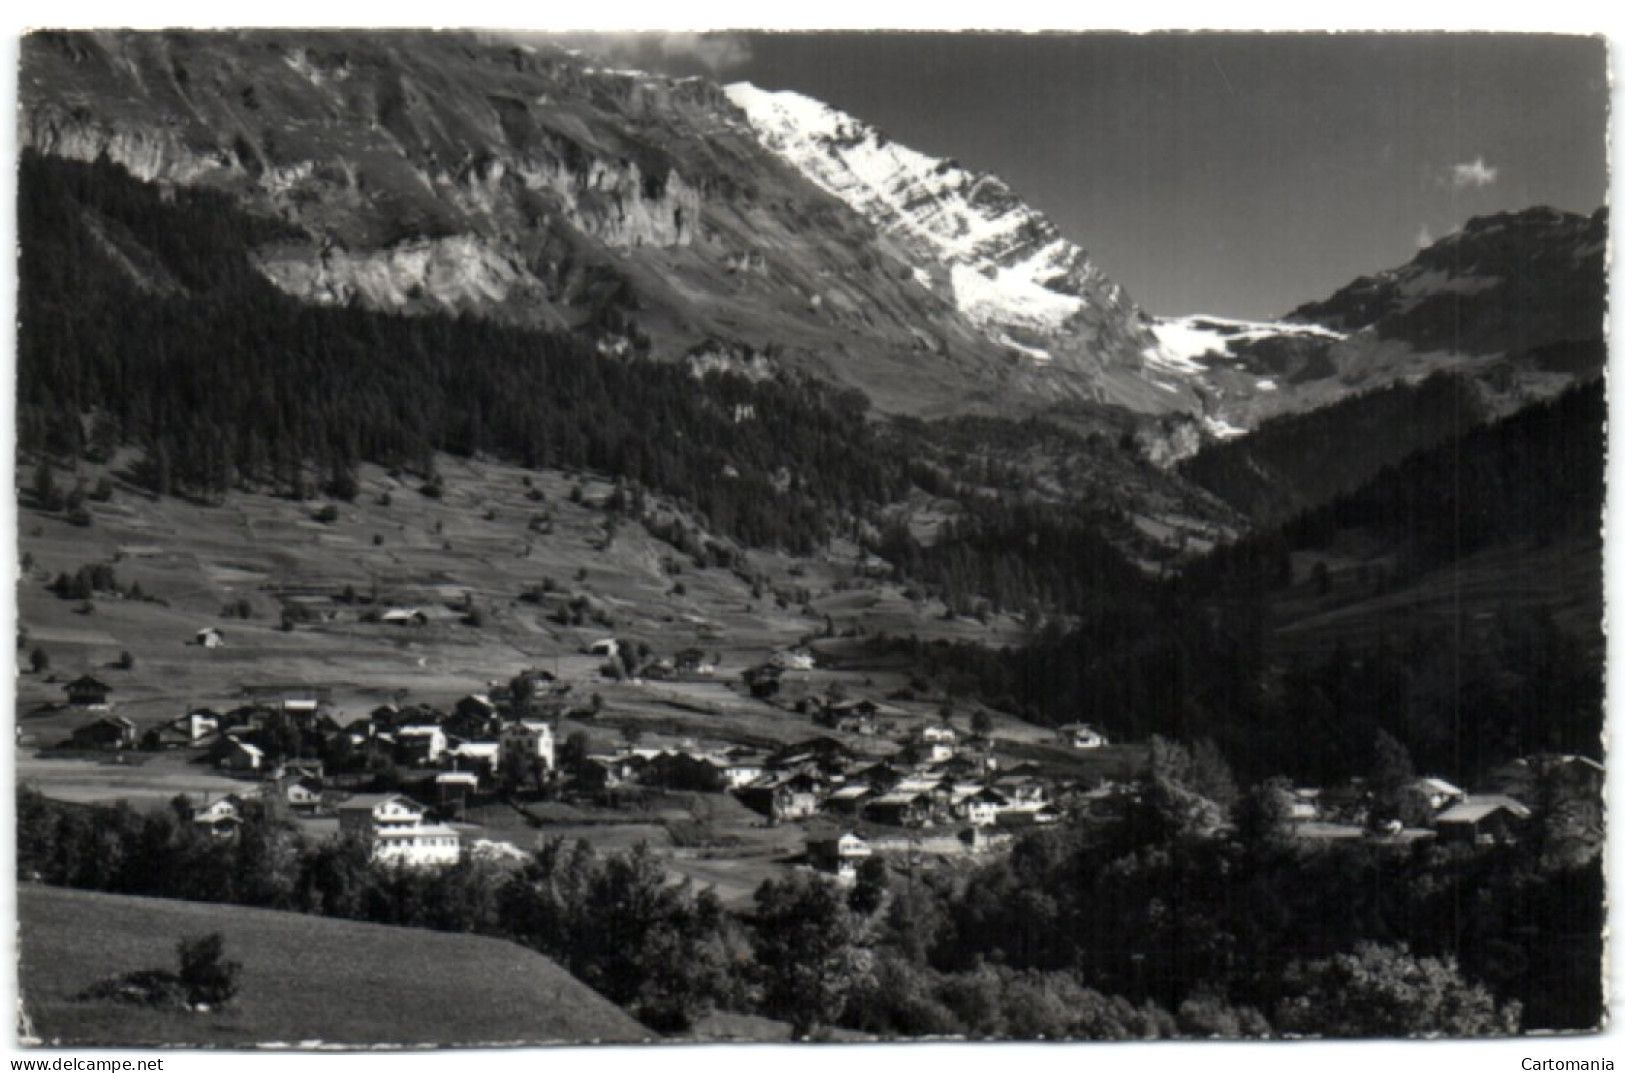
xmin=500 ymin=720 xmax=556 ymax=773
xmin=808 ymin=831 xmax=872 ymax=884
xmin=336 ymin=793 xmax=460 ymax=867
xmin=449 ymin=740 xmax=502 ymax=773
xmin=186 ymin=709 xmax=220 ymax=742
xmin=1056 ymin=723 xmax=1109 ymax=749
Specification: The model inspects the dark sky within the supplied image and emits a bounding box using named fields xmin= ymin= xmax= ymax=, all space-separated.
xmin=570 ymin=32 xmax=1609 ymax=319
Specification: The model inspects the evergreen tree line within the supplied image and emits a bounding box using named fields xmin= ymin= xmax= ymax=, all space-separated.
xmin=19 ymin=150 xmax=1169 ymax=611
xmin=17 ymin=152 xmax=906 ymax=556
xmin=884 ymin=382 xmax=1604 ymax=784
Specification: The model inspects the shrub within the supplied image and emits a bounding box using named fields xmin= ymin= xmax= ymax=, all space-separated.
xmin=176 ymin=933 xmax=241 ymax=1007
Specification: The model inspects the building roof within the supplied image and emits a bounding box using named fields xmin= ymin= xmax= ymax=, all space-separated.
xmin=1436 ymin=795 xmax=1533 ymax=824
xmin=869 ymin=791 xmax=931 ymax=807
xmin=374 ymin=823 xmax=461 ymax=839
xmin=82 ymin=713 xmax=136 ymax=729
xmin=337 ymin=792 xmax=424 ymax=813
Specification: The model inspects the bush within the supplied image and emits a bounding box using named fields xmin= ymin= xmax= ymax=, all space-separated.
xmin=77 ymin=932 xmax=241 ymax=1011
xmin=221 ymin=598 xmax=254 ymax=619
xmin=313 ymin=503 xmax=340 ymax=523
xmin=176 ymin=933 xmax=241 ymax=1007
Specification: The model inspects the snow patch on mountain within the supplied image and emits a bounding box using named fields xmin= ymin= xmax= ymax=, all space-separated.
xmin=1148 ymin=314 xmax=1345 ymax=371
xmin=725 ymin=82 xmax=1104 ymax=342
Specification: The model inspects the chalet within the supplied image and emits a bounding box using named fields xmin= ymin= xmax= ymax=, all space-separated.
xmin=847 ymin=760 xmax=905 ymax=793
xmin=452 ymin=693 xmax=499 ymax=722
xmin=217 ymin=737 xmax=265 ymax=773
xmin=865 ymin=790 xmax=935 ymax=829
xmin=278 ymin=758 xmax=324 ymax=780
xmin=1413 ymin=777 xmax=1467 ymax=813
xmin=186 ymin=709 xmax=221 ymax=742
xmin=825 ymin=784 xmax=875 ymax=814
xmin=192 ymin=795 xmax=245 ymax=839
xmin=1056 ymin=723 xmax=1110 ymax=749
xmin=768 ymin=736 xmax=856 ymax=774
xmin=1286 ymin=788 xmax=1322 ymax=822
xmin=719 ymin=755 xmax=767 ymax=790
xmin=577 ymin=753 xmax=640 ymax=791
xmin=336 ymin=793 xmax=460 ymax=867
xmin=435 ymin=771 xmax=481 ymax=812
xmin=955 ymin=786 xmax=1009 ymax=827
xmin=394 ymin=725 xmax=448 ymax=766
xmin=458 ymin=692 xmax=497 ymax=718
xmin=807 ymin=831 xmax=872 ymax=884
xmin=905 ymin=739 xmax=955 ymax=765
xmin=447 ymin=741 xmax=502 ymax=775
xmin=992 ymin=774 xmax=1049 ymax=806
xmin=69 ymin=713 xmax=136 ymax=750
xmin=738 ymin=772 xmax=825 ymax=823
xmin=1435 ymin=796 xmax=1533 ymax=846
xmin=918 ymin=724 xmax=956 ymax=745
xmin=220 ymin=705 xmax=272 ymax=733
xmin=1487 ymin=754 xmax=1606 ymax=799
xmin=937 ymin=753 xmax=993 ymax=779
xmin=140 ymin=721 xmax=194 ymax=751
xmin=337 ymin=793 xmax=424 ymax=834
xmin=285 ymin=777 xmax=324 ymax=812
xmin=380 ymin=607 xmax=429 ymax=626
xmin=281 ymin=697 xmax=323 ymax=723
xmin=443 ymin=710 xmax=500 ymax=742
xmin=585 ymin=638 xmax=620 ymax=659
xmin=64 ymin=675 xmax=112 ymax=708
xmin=500 ymin=720 xmax=556 ymax=773
xmin=823 ymin=699 xmax=879 ymax=735
xmin=194 ymin=626 xmax=226 ymax=648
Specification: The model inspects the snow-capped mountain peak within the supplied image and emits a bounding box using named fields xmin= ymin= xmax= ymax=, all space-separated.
xmin=724 ymin=82 xmax=1164 ymax=386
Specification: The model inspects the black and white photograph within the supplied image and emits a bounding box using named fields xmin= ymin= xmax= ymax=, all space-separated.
xmin=5 ymin=9 xmax=1615 ymax=1060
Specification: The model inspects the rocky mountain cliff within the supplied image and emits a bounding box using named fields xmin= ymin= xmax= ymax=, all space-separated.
xmin=19 ymin=30 xmax=1187 ymax=420
xmin=19 ymin=31 xmax=1603 ymax=445
xmin=1148 ymin=206 xmax=1607 ymax=430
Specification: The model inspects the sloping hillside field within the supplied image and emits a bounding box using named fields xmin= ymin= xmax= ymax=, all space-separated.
xmin=17 ymin=885 xmax=650 ymax=1047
